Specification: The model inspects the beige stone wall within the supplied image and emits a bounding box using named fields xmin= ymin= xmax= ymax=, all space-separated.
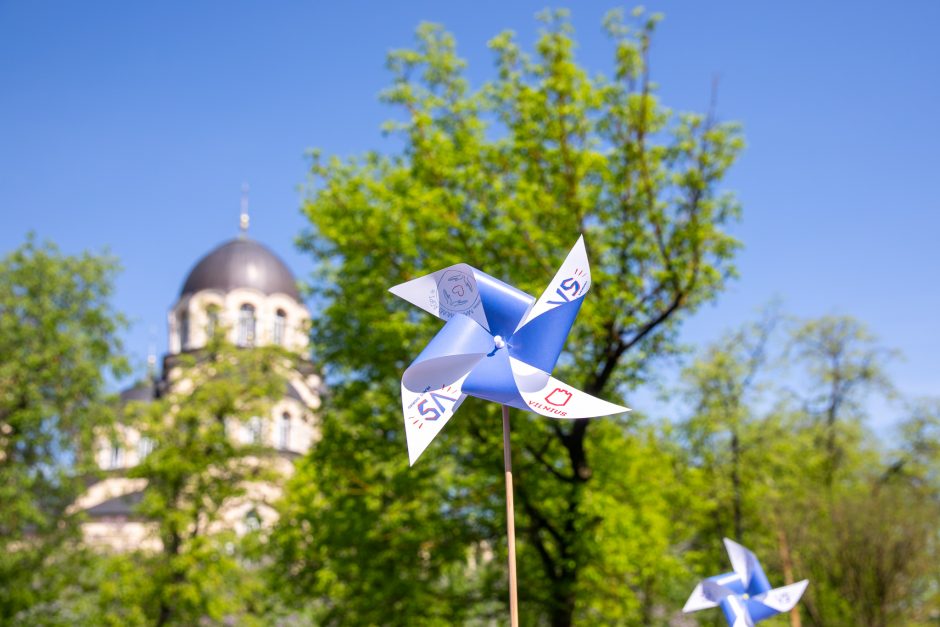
xmin=79 ymin=459 xmax=295 ymax=551
xmin=70 ymin=477 xmax=147 ymax=514
xmin=94 ymin=380 xmax=321 ymax=474
xmin=169 ymin=287 xmax=310 ymax=354
xmin=82 ymin=519 xmax=161 ymax=552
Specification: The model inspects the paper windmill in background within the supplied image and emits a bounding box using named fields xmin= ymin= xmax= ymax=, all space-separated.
xmin=389 ymin=236 xmax=629 ymax=464
xmin=684 ymin=538 xmax=809 ymax=627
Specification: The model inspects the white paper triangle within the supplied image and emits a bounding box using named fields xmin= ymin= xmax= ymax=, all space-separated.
xmin=683 ymin=583 xmax=718 ymax=613
xmin=509 ymin=357 xmax=629 ymax=419
xmin=754 ymin=580 xmax=808 ymax=612
xmin=402 ymin=374 xmax=469 ymax=466
xmin=515 ymin=235 xmax=591 ymax=332
xmin=390 ymin=263 xmax=490 ymax=331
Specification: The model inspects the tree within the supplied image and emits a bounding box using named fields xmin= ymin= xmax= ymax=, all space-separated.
xmin=796 ymin=476 xmax=939 ymax=627
xmin=786 ymin=316 xmax=895 ymax=486
xmin=888 ymin=398 xmax=940 ymax=490
xmin=278 ymin=8 xmax=743 ymax=624
xmin=795 ymin=400 xmax=940 ymax=627
xmin=124 ymin=329 xmax=301 ymax=625
xmin=679 ymin=310 xmax=776 ymax=542
xmin=0 ymin=235 xmax=126 ymax=623
xmin=709 ymin=315 xmax=932 ymax=627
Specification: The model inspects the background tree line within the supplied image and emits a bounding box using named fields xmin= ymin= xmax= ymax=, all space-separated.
xmin=1 ymin=8 xmax=937 ymax=626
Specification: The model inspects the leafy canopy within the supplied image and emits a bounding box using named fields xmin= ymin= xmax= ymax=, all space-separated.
xmin=0 ymin=235 xmax=126 ymax=623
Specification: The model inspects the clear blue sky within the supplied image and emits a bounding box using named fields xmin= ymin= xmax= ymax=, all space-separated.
xmin=2 ymin=2 xmax=937 ymax=430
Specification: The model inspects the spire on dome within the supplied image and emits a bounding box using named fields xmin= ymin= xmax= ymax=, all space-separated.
xmin=239 ymin=183 xmax=250 ymax=236
xmin=147 ymin=326 xmax=157 ymax=380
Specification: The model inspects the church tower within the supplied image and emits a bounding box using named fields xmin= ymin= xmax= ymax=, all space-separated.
xmin=74 ymin=196 xmax=320 ymax=549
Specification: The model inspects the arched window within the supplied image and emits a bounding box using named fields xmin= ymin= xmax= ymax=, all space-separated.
xmin=110 ymin=442 xmax=124 ymax=469
xmin=273 ymin=309 xmax=287 ymax=346
xmin=245 ymin=416 xmax=263 ymax=445
xmin=278 ymin=412 xmax=291 ymax=450
xmin=245 ymin=508 xmax=262 ymax=532
xmin=206 ymin=306 xmax=219 ymax=339
xmin=138 ymin=437 xmax=154 ymax=460
xmin=238 ymin=304 xmax=256 ymax=347
xmin=179 ymin=311 xmax=189 ymax=350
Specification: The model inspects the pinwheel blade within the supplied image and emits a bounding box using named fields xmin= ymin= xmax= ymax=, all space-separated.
xmin=721 ymin=538 xmax=772 ymax=596
xmin=473 ymin=270 xmax=535 ymax=339
xmin=390 ymin=264 xmax=535 ymax=337
xmin=510 ymin=235 xmax=591 ymax=373
xmin=514 ymin=235 xmax=591 ymax=333
xmin=701 ymin=579 xmax=734 ymax=603
xmin=402 ymin=377 xmax=469 ymax=466
xmin=401 ymin=314 xmax=494 ymax=465
xmin=403 ymin=314 xmax=494 ymax=385
xmin=461 ymin=350 xmax=528 ymax=410
xmin=683 ymin=583 xmax=718 ymax=613
xmin=753 ymin=580 xmax=809 ymax=613
xmin=390 ymin=263 xmax=490 ymax=329
xmin=719 ymin=595 xmax=755 ymax=627
xmin=509 ymin=358 xmax=629 ymax=419
xmin=724 ymin=539 xmax=757 ymax=589
xmin=747 ymin=559 xmax=772 ymax=597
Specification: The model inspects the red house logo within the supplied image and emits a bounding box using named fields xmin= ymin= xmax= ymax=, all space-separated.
xmin=545 ymin=388 xmax=572 ymax=407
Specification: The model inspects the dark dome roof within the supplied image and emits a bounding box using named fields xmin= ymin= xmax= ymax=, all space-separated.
xmin=120 ymin=380 xmax=156 ymax=404
xmin=180 ymin=237 xmax=300 ymax=299
xmin=85 ymin=490 xmax=144 ymax=517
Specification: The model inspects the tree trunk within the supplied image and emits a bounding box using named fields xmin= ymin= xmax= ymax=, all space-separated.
xmin=731 ymin=428 xmax=742 ymax=540
xmin=776 ymin=526 xmax=802 ymax=627
xmin=549 ymin=585 xmax=576 ymax=627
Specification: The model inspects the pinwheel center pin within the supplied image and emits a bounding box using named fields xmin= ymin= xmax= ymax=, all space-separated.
xmin=493 ymin=335 xmax=506 ymax=349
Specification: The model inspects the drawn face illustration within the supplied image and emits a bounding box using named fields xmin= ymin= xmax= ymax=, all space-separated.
xmin=437 ymin=268 xmax=479 ymax=317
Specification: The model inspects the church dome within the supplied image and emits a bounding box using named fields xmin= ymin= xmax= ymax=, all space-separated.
xmin=180 ymin=237 xmax=300 ymax=300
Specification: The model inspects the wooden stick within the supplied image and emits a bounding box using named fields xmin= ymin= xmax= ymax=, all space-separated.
xmin=502 ymin=404 xmax=519 ymax=627
xmin=776 ymin=525 xmax=802 ymax=627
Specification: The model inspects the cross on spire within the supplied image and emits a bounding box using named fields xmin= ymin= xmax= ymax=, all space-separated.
xmin=239 ymin=183 xmax=250 ymax=235
xmin=147 ymin=325 xmax=157 ymax=380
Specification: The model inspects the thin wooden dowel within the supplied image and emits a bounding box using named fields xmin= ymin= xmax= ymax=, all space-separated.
xmin=502 ymin=404 xmax=519 ymax=627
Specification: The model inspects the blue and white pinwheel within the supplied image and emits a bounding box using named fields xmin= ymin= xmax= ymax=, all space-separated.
xmin=684 ymin=538 xmax=809 ymax=627
xmin=390 ymin=236 xmax=629 ymax=464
